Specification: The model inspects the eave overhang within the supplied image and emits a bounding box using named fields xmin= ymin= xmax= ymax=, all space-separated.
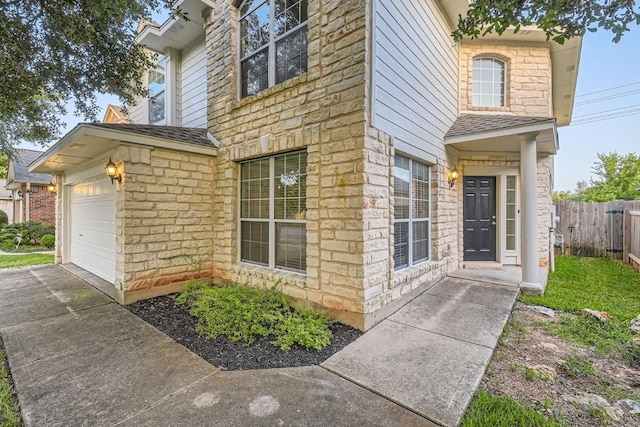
xmin=445 ymin=116 xmax=559 ymax=155
xmin=29 ymin=124 xmax=218 ymax=175
xmin=136 ymin=0 xmax=213 ymax=53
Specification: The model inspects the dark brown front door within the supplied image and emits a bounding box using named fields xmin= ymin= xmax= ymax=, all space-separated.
xmin=463 ymin=176 xmax=497 ymax=261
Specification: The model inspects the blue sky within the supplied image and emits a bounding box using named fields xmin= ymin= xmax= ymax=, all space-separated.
xmin=19 ymin=24 xmax=639 ymax=192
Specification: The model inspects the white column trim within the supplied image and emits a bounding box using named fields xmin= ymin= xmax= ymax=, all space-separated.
xmin=519 ymin=132 xmax=543 ymax=294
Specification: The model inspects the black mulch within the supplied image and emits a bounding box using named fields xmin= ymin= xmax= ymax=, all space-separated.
xmin=126 ymin=295 xmax=363 ymax=371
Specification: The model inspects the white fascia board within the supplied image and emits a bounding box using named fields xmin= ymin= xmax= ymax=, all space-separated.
xmin=444 ymin=120 xmax=556 ymax=145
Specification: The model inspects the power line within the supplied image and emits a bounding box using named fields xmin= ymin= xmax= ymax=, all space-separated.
xmin=575 ymin=81 xmax=640 ymax=98
xmin=573 ymin=104 xmax=640 ymax=120
xmin=572 ymin=106 xmax=640 ymax=125
xmin=575 ymin=89 xmax=640 ymax=106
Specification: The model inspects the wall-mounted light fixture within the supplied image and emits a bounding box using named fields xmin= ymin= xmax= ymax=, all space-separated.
xmin=105 ymin=158 xmax=122 ymax=184
xmin=47 ymin=182 xmax=57 ymax=194
xmin=448 ymin=167 xmax=459 ymax=189
xmin=17 ymin=190 xmax=23 ymax=199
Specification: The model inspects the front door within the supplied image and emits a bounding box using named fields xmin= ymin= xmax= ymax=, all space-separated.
xmin=463 ymin=176 xmax=497 ymax=261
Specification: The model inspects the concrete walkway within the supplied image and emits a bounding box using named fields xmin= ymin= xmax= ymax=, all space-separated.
xmin=0 ymin=265 xmax=518 ymax=426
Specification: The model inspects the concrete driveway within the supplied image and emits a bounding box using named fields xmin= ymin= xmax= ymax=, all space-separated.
xmin=0 ymin=264 xmax=518 ymax=426
xmin=0 ymin=265 xmax=431 ymax=427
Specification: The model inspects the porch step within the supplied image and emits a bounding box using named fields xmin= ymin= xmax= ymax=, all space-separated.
xmin=463 ymin=261 xmax=503 ymax=269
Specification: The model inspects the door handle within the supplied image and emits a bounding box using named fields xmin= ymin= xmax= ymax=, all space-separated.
xmin=491 ymin=221 xmax=496 ymax=226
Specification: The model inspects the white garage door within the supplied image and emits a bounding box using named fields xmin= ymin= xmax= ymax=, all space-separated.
xmin=69 ymin=177 xmax=116 ymax=283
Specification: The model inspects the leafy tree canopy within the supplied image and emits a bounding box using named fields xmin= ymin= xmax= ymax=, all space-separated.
xmin=0 ymin=0 xmax=177 ymax=149
xmin=453 ymin=0 xmax=640 ymax=44
xmin=555 ymin=152 xmax=640 ymax=202
xmin=0 ymin=151 xmax=7 ymax=178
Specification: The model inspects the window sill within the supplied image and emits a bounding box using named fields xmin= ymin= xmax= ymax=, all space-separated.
xmin=236 ymin=262 xmax=307 ymax=281
xmin=231 ymin=73 xmax=309 ymax=111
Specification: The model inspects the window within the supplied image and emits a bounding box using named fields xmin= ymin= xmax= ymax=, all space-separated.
xmin=240 ymin=151 xmax=307 ymax=273
xmin=506 ymin=175 xmax=517 ymax=251
xmin=393 ymin=156 xmax=430 ymax=270
xmin=472 ymin=57 xmax=505 ymax=107
xmin=239 ymin=0 xmax=308 ymax=98
xmin=148 ymin=57 xmax=166 ymax=124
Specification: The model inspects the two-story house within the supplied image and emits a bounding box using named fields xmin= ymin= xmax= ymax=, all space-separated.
xmin=29 ymin=0 xmax=581 ymax=330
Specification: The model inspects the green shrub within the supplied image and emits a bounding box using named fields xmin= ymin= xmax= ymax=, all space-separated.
xmin=0 ymin=210 xmax=7 ymax=226
xmin=40 ymin=234 xmax=55 ymax=248
xmin=176 ymin=280 xmax=333 ymax=351
xmin=0 ymin=232 xmax=16 ymax=242
xmin=2 ymin=221 xmax=54 ymax=245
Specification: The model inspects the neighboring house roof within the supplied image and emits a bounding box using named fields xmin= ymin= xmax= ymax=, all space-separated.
xmin=88 ymin=123 xmax=217 ymax=148
xmin=446 ymin=115 xmax=555 ymax=138
xmin=0 ymin=180 xmax=12 ymax=199
xmin=5 ymin=149 xmax=52 ymax=188
xmin=102 ymin=105 xmax=129 ymax=124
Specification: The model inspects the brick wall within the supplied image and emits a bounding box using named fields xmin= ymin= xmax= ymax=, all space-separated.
xmin=459 ymin=43 xmax=552 ymax=117
xmin=28 ymin=185 xmax=56 ymax=225
xmin=115 ymin=145 xmax=215 ymax=298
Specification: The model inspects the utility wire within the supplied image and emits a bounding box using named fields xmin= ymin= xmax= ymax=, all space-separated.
xmin=575 ymin=89 xmax=640 ymax=106
xmin=575 ymin=81 xmax=640 ymax=98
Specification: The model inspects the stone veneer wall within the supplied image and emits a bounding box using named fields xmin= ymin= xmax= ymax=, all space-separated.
xmin=115 ymin=145 xmax=215 ymax=297
xmin=459 ymin=43 xmax=552 ymax=117
xmin=206 ymin=0 xmax=385 ymax=329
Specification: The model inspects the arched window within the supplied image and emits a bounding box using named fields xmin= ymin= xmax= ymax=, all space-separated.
xmin=472 ymin=57 xmax=505 ymax=107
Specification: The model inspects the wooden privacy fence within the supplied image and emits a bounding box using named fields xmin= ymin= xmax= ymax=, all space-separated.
xmin=555 ymin=200 xmax=640 ymax=272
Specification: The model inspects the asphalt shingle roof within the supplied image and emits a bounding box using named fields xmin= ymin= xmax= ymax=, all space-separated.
xmin=11 ymin=149 xmax=52 ymax=184
xmin=445 ymin=114 xmax=554 ymax=138
xmin=87 ymin=123 xmax=216 ymax=148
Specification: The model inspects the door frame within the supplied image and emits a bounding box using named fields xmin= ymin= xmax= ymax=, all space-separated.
xmin=462 ymin=166 xmax=521 ymax=265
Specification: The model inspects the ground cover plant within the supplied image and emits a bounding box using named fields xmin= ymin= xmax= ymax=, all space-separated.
xmin=128 ymin=281 xmax=361 ymax=370
xmin=464 ymin=255 xmax=640 ymax=426
xmin=176 ymin=280 xmax=334 ymax=351
xmin=0 ymin=254 xmax=54 ymax=269
xmin=0 ymin=339 xmax=22 ymax=427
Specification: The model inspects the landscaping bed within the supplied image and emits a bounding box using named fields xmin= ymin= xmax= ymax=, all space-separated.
xmin=0 ymin=336 xmax=23 ymax=427
xmin=127 ymin=285 xmax=362 ymax=371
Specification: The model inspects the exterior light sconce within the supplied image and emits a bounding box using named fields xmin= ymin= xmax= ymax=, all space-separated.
xmin=448 ymin=168 xmax=459 ymax=188
xmin=105 ymin=158 xmax=121 ymax=184
xmin=47 ymin=182 xmax=57 ymax=194
xmin=17 ymin=190 xmax=23 ymax=199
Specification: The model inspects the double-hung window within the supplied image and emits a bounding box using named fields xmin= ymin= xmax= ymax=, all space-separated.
xmin=472 ymin=57 xmax=505 ymax=107
xmin=148 ymin=57 xmax=166 ymax=124
xmin=238 ymin=0 xmax=309 ymax=98
xmin=240 ymin=151 xmax=307 ymax=273
xmin=393 ymin=156 xmax=430 ymax=270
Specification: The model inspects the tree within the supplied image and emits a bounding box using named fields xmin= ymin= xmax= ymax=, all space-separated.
xmin=0 ymin=151 xmax=7 ymax=178
xmin=453 ymin=1 xmax=640 ymax=44
xmin=578 ymin=152 xmax=640 ymax=201
xmin=0 ymin=0 xmax=180 ymax=148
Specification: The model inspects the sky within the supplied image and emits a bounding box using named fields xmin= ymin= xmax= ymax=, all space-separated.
xmin=18 ymin=22 xmax=640 ymax=192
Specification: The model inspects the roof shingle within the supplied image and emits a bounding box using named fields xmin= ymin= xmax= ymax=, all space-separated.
xmin=445 ymin=114 xmax=554 ymax=138
xmin=87 ymin=123 xmax=216 ymax=148
xmin=10 ymin=149 xmax=52 ymax=184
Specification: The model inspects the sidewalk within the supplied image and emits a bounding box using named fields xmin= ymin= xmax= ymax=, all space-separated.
xmin=0 ymin=265 xmax=518 ymax=426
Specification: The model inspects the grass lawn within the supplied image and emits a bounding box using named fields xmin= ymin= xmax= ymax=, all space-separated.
xmin=462 ymin=390 xmax=564 ymax=427
xmin=0 ymin=350 xmax=22 ymax=427
xmin=0 ymin=254 xmax=54 ymax=269
xmin=521 ymin=255 xmax=640 ymax=365
xmin=522 ymin=255 xmax=640 ymax=322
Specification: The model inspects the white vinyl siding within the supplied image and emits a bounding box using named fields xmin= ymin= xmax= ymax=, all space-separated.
xmin=179 ymin=40 xmax=207 ymax=128
xmin=127 ymin=93 xmax=145 ymax=125
xmin=372 ymin=0 xmax=458 ymax=162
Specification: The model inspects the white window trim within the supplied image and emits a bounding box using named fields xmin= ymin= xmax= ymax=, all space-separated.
xmin=238 ymin=152 xmax=307 ymax=273
xmin=393 ymin=156 xmax=431 ymax=271
xmin=237 ymin=0 xmax=308 ymax=99
xmin=472 ymin=57 xmax=507 ymax=108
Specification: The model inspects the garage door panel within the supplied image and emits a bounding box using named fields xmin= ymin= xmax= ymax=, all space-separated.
xmin=69 ymin=178 xmax=116 ymax=284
